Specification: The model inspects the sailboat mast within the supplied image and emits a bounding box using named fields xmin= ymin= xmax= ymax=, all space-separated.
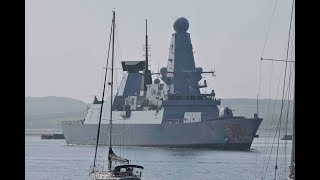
xmin=92 ymin=13 xmax=113 ymax=171
xmin=108 ymin=10 xmax=116 ymax=171
xmin=291 ymin=81 xmax=295 ymax=178
xmin=288 ymin=1 xmax=295 ymax=178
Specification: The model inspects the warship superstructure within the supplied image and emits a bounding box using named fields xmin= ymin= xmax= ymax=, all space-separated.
xmin=62 ymin=17 xmax=262 ymax=149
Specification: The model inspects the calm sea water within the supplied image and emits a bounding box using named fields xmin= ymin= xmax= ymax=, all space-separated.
xmin=26 ymin=134 xmax=292 ymax=180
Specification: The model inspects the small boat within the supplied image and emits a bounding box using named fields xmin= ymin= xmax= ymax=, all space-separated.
xmin=41 ymin=133 xmax=65 ymax=139
xmin=281 ymin=134 xmax=292 ymax=140
xmin=88 ymin=11 xmax=144 ymax=180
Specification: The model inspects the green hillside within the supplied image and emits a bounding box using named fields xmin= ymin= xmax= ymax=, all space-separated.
xmin=25 ymin=96 xmax=88 ymax=130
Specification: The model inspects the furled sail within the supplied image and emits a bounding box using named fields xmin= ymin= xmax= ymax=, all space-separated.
xmin=108 ymin=147 xmax=129 ymax=164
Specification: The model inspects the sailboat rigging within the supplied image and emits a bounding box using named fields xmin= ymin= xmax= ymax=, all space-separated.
xmin=89 ymin=11 xmax=144 ymax=180
xmin=258 ymin=0 xmax=295 ymax=179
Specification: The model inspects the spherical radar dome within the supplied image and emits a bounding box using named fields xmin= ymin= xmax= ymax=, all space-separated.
xmin=173 ymin=17 xmax=189 ymax=33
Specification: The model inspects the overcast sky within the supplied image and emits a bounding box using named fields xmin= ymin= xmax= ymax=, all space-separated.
xmin=25 ymin=0 xmax=294 ymax=103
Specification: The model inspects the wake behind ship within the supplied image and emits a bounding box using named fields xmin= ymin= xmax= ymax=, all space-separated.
xmin=62 ymin=17 xmax=262 ymax=150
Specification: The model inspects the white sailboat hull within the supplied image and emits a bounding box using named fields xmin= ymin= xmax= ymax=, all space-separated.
xmin=89 ymin=172 xmax=141 ymax=180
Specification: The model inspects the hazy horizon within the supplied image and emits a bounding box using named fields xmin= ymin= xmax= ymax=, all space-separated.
xmin=26 ymin=0 xmax=294 ymax=103
xmin=25 ymin=95 xmax=292 ymax=104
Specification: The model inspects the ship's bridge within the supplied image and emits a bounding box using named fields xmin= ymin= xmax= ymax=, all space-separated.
xmin=121 ymin=61 xmax=145 ymax=72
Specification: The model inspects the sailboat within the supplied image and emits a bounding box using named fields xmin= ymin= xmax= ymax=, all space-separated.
xmin=258 ymin=0 xmax=295 ymax=179
xmin=281 ymin=1 xmax=295 ymax=178
xmin=89 ymin=11 xmax=144 ymax=180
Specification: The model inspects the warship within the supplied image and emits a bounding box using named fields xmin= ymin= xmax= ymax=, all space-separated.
xmin=62 ymin=17 xmax=263 ymax=150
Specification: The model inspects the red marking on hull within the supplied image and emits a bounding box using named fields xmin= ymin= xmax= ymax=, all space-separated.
xmin=226 ymin=123 xmax=246 ymax=141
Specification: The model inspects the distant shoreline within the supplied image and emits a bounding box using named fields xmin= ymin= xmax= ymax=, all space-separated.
xmin=25 ymin=129 xmax=62 ymax=135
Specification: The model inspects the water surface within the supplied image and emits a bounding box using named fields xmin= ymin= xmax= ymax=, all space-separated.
xmin=26 ymin=134 xmax=292 ymax=179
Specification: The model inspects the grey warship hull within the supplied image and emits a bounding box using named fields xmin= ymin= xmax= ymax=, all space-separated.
xmin=62 ymin=117 xmax=262 ymax=149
